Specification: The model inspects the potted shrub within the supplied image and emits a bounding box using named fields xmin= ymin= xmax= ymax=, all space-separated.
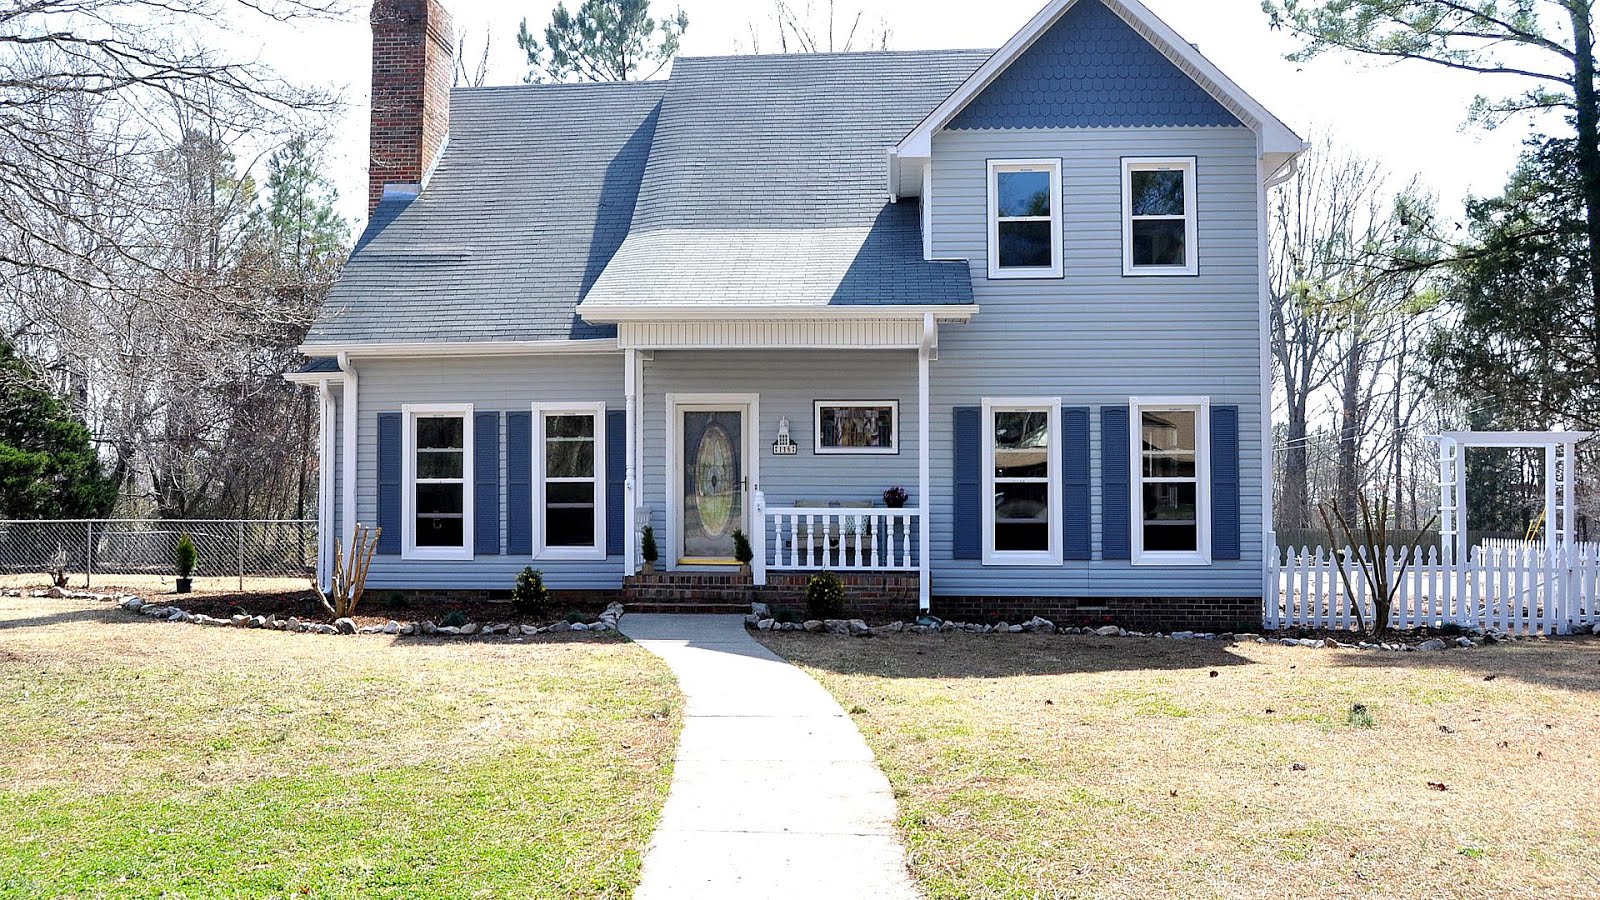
xmin=175 ymin=533 xmax=197 ymax=594
xmin=732 ymin=528 xmax=754 ymax=577
xmin=882 ymin=486 xmax=908 ymax=509
xmin=639 ymin=524 xmax=659 ymax=575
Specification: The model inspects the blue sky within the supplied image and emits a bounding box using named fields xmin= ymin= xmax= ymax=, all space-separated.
xmin=250 ymin=0 xmax=1549 ymax=229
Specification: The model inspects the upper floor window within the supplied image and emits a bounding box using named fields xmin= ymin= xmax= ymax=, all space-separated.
xmin=1122 ymin=158 xmax=1197 ymax=276
xmin=987 ymin=159 xmax=1062 ymax=279
xmin=403 ymin=403 xmax=474 ymax=560
xmin=1131 ymin=397 xmax=1210 ymax=566
xmin=533 ymin=402 xmax=606 ymax=560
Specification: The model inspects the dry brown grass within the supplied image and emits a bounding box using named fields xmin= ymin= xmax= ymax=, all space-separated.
xmin=0 ymin=594 xmax=682 ymax=898
xmin=762 ymin=631 xmax=1600 ymax=900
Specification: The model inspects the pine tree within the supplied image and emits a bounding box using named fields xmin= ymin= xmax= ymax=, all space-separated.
xmin=518 ymin=0 xmax=688 ymax=83
xmin=0 ymin=340 xmax=116 ymax=518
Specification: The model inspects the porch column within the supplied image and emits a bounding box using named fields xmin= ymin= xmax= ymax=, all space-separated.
xmin=919 ymin=314 xmax=933 ymax=612
xmin=317 ymin=379 xmax=334 ymax=592
xmin=624 ymin=347 xmax=637 ymax=574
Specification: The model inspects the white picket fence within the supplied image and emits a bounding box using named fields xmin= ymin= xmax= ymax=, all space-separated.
xmin=1268 ymin=537 xmax=1600 ymax=635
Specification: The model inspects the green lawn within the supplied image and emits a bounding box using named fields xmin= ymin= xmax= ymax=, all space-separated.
xmin=762 ymin=631 xmax=1600 ymax=900
xmin=0 ymin=595 xmax=681 ymax=899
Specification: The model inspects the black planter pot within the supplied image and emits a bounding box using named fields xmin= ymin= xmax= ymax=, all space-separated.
xmin=175 ymin=577 xmax=193 ymax=594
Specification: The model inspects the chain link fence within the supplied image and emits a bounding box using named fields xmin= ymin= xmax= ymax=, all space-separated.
xmin=0 ymin=519 xmax=316 ymax=589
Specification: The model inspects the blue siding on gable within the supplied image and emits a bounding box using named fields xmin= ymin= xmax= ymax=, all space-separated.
xmin=505 ymin=411 xmax=533 ymax=558
xmin=948 ymin=0 xmax=1239 ymax=131
xmin=1100 ymin=406 xmax=1131 ymax=560
xmin=1062 ymin=406 xmax=1092 ymax=560
xmin=376 ymin=412 xmax=401 ymax=555
xmin=952 ymin=406 xmax=982 ymax=560
xmin=1211 ymin=405 xmax=1241 ymax=561
xmin=605 ymin=409 xmax=626 ymax=557
xmin=474 ymin=411 xmax=501 ymax=556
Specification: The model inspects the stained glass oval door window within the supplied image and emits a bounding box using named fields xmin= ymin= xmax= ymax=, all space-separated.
xmin=681 ymin=410 xmax=744 ymax=561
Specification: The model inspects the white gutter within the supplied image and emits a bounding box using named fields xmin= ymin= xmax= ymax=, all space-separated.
xmin=578 ymin=303 xmax=980 ymax=324
xmin=299 ymin=338 xmax=620 ymax=359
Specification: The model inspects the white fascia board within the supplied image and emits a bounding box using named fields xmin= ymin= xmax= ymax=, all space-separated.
xmin=577 ymin=303 xmax=979 ymax=323
xmin=893 ymin=0 xmax=1306 ymax=162
xmin=283 ymin=372 xmax=344 ymax=386
xmin=297 ymin=338 xmax=620 ymax=358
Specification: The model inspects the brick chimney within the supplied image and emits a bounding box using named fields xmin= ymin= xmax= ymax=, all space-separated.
xmin=368 ymin=0 xmax=453 ymax=215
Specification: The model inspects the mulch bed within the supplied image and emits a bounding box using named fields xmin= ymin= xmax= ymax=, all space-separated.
xmin=135 ymin=590 xmax=614 ymax=630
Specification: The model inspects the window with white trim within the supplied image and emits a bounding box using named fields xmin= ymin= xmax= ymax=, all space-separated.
xmin=403 ymin=404 xmax=474 ymax=560
xmin=1122 ymin=157 xmax=1197 ymax=276
xmin=534 ymin=402 xmax=605 ymax=560
xmin=1131 ymin=397 xmax=1210 ymax=566
xmin=982 ymin=398 xmax=1063 ymax=565
xmin=988 ymin=159 xmax=1063 ymax=278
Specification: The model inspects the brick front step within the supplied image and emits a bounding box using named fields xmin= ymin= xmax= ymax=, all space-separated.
xmin=622 ymin=570 xmax=921 ymax=620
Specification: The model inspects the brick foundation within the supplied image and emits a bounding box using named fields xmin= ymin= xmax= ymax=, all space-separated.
xmin=931 ymin=595 xmax=1262 ymax=633
xmin=623 ymin=571 xmax=920 ymax=620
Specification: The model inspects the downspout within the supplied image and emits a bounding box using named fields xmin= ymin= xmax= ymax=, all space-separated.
xmin=337 ymin=352 xmax=359 ymax=553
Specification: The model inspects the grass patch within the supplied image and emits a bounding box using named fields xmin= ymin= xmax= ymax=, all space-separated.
xmin=760 ymin=630 xmax=1600 ymax=899
xmin=0 ymin=595 xmax=682 ymax=898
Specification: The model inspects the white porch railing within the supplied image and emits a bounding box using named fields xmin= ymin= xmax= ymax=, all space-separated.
xmin=752 ymin=492 xmax=922 ymax=578
xmin=1267 ymin=535 xmax=1600 ymax=635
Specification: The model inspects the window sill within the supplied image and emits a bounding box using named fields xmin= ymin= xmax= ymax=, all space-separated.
xmin=1131 ymin=551 xmax=1212 ymax=567
xmin=402 ymin=546 xmax=474 ymax=562
xmin=534 ymin=547 xmax=607 ymax=562
xmin=1122 ymin=266 xmax=1198 ymax=278
xmin=988 ymin=267 xmax=1063 ymax=280
xmin=983 ymin=551 xmax=1064 ymax=567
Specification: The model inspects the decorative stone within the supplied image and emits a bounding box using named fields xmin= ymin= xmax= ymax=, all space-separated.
xmin=551 ymin=621 xmax=571 ymax=633
xmin=803 ymin=620 xmax=824 ymax=633
xmin=756 ymin=618 xmax=775 ymax=631
xmin=1028 ymin=616 xmax=1056 ymax=634
xmin=313 ymin=623 xmax=339 ymax=635
xmin=436 ymin=626 xmax=461 ymax=635
xmin=1418 ymin=638 xmax=1447 ymax=651
xmin=995 ymin=621 xmax=1010 ymax=632
xmin=744 ymin=614 xmax=762 ymax=628
xmin=1454 ymin=636 xmax=1476 ymax=648
xmin=334 ymin=617 xmax=357 ymax=635
xmin=751 ymin=602 xmax=772 ymax=620
xmin=399 ymin=623 xmax=417 ymax=636
xmin=459 ymin=623 xmax=478 ymax=635
xmin=1094 ymin=625 xmax=1121 ymax=637
xmin=358 ymin=625 xmax=383 ymax=634
xmin=847 ymin=619 xmax=871 ymax=637
xmin=1171 ymin=631 xmax=1195 ymax=640
xmin=420 ymin=621 xmax=437 ymax=634
xmin=939 ymin=621 xmax=956 ymax=633
xmin=823 ymin=619 xmax=850 ymax=635
xmin=231 ymin=614 xmax=249 ymax=627
xmin=251 ymin=616 xmax=268 ymax=629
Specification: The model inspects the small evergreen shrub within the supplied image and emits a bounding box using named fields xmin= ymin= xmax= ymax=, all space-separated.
xmin=1346 ymin=703 xmax=1375 ymax=729
xmin=440 ymin=610 xmax=468 ymax=628
xmin=175 ymin=534 xmax=197 ymax=579
xmin=732 ymin=529 xmax=753 ymax=565
xmin=565 ymin=610 xmax=585 ymax=624
xmin=805 ymin=571 xmax=846 ymax=620
xmin=639 ymin=525 xmax=659 ymax=564
xmin=511 ymin=567 xmax=549 ymax=616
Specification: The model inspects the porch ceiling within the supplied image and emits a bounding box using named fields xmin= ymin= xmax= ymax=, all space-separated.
xmin=612 ymin=311 xmax=971 ymax=350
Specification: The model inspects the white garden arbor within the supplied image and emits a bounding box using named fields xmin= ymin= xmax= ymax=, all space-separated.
xmin=1429 ymin=430 xmax=1592 ymax=566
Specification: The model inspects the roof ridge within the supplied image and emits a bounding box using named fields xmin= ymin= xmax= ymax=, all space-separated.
xmin=676 ymin=47 xmax=994 ymax=63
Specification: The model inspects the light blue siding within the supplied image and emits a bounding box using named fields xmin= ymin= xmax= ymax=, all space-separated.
xmin=928 ymin=125 xmax=1264 ymax=598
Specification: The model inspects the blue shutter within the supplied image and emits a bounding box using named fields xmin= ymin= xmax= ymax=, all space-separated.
xmin=1062 ymin=407 xmax=1091 ymax=560
xmin=376 ymin=412 xmax=402 ymax=555
xmin=952 ymin=406 xmax=982 ymax=560
xmin=1211 ymin=405 xmax=1241 ymax=561
xmin=1101 ymin=406 xmax=1131 ymax=560
xmin=474 ymin=411 xmax=500 ymax=556
xmin=506 ymin=411 xmax=533 ymax=556
xmin=605 ymin=409 xmax=626 ymax=557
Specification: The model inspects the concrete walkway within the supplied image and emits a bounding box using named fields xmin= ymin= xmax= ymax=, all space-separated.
xmin=620 ymin=614 xmax=922 ymax=900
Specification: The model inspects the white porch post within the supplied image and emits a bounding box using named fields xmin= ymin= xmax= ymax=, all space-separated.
xmin=624 ymin=347 xmax=637 ymax=574
xmin=919 ymin=314 xmax=933 ymax=612
xmin=317 ymin=379 xmax=334 ymax=592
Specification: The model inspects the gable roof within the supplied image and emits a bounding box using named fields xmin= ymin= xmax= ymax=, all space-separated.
xmin=894 ymin=0 xmax=1303 ymax=161
xmin=306 ymin=81 xmax=666 ymax=346
xmin=578 ymin=51 xmax=985 ymax=317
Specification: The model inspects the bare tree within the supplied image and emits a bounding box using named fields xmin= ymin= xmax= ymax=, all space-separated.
xmin=456 ymin=26 xmax=493 ymax=87
xmin=739 ymin=1 xmax=892 ymax=54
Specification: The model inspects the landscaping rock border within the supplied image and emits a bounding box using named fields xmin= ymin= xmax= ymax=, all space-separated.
xmin=6 ymin=588 xmax=625 ymax=639
xmin=742 ymin=604 xmax=1539 ymax=650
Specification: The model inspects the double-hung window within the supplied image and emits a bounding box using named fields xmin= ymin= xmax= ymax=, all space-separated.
xmin=402 ymin=403 xmax=474 ymax=560
xmin=533 ymin=402 xmax=606 ymax=560
xmin=1122 ymin=157 xmax=1197 ymax=275
xmin=1131 ymin=397 xmax=1210 ymax=565
xmin=987 ymin=159 xmax=1063 ymax=278
xmin=982 ymin=398 xmax=1063 ymax=565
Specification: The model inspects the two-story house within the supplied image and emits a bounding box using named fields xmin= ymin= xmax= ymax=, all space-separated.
xmin=290 ymin=0 xmax=1305 ymax=630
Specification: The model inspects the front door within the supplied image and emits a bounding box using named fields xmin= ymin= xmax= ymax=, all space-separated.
xmin=678 ymin=407 xmax=747 ymax=564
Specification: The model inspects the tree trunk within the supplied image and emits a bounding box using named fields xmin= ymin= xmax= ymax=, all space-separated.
xmin=1337 ymin=333 xmax=1365 ymax=523
xmin=1569 ymin=5 xmax=1600 ymax=332
xmin=1392 ymin=326 xmax=1407 ymax=529
xmin=1281 ymin=396 xmax=1311 ymax=529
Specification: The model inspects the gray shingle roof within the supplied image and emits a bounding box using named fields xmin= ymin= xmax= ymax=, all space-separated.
xmin=306 ymin=52 xmax=986 ymax=348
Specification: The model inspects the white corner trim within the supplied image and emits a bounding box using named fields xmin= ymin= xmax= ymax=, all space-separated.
xmin=1129 ymin=395 xmax=1211 ymax=567
xmin=893 ymin=0 xmax=1304 ymax=160
xmin=981 ymin=397 xmax=1064 ymax=567
xmin=400 ymin=402 xmax=475 ymax=562
xmin=987 ymin=158 xmax=1064 ymax=280
xmin=532 ymin=401 xmax=608 ymax=562
xmin=1121 ymin=157 xmax=1199 ymax=277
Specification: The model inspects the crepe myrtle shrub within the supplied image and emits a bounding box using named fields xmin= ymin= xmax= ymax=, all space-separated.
xmin=511 ymin=566 xmax=549 ymax=617
xmin=805 ymin=570 xmax=846 ymax=620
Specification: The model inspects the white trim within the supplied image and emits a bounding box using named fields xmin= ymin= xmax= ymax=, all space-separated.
xmin=338 ymin=354 xmax=358 ymax=553
xmin=1257 ymin=146 xmax=1274 ymax=598
xmin=532 ymin=401 xmax=607 ymax=562
xmin=1122 ymin=157 xmax=1198 ymax=277
xmin=624 ymin=349 xmax=637 ymax=572
xmin=1426 ymin=431 xmax=1592 ymax=447
xmin=1129 ymin=396 xmax=1211 ymax=567
xmin=316 ymin=380 xmax=334 ymax=592
xmin=987 ymin=159 xmax=1064 ymax=280
xmin=665 ymin=393 xmax=760 ymax=567
xmin=918 ymin=315 xmax=932 ymax=611
xmin=921 ymin=160 xmax=934 ymax=260
xmin=618 ymin=318 xmax=934 ymax=351
xmin=813 ymin=401 xmax=900 ymax=455
xmin=299 ymin=338 xmax=620 ymax=359
xmin=981 ymin=397 xmax=1064 ymax=567
xmin=581 ymin=303 xmax=978 ymax=324
xmin=401 ymin=402 xmax=475 ymax=561
xmin=893 ymin=0 xmax=1304 ymax=161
